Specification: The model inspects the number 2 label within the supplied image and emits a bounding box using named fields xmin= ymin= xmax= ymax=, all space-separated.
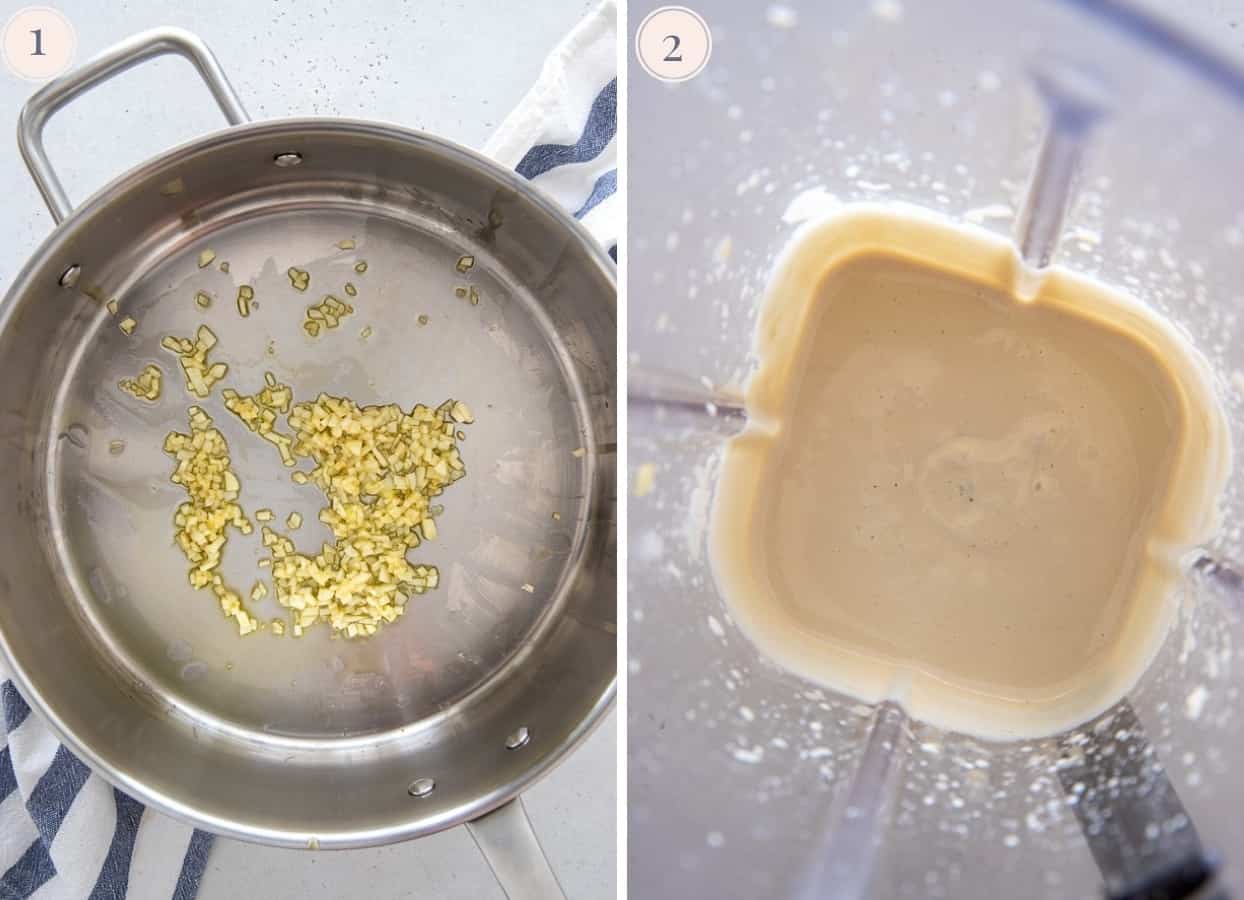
xmin=636 ymin=7 xmax=712 ymax=83
xmin=662 ymin=34 xmax=682 ymax=62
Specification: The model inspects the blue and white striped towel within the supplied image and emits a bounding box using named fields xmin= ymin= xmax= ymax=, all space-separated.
xmin=0 ymin=679 xmax=212 ymax=899
xmin=485 ymin=0 xmax=619 ymax=259
xmin=0 ymin=4 xmax=615 ymax=898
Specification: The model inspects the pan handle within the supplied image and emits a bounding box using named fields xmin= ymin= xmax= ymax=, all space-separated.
xmin=466 ymin=797 xmax=567 ymax=900
xmin=17 ymin=27 xmax=249 ymax=224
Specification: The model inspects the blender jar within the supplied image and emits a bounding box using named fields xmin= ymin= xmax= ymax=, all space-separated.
xmin=627 ymin=1 xmax=1244 ymax=897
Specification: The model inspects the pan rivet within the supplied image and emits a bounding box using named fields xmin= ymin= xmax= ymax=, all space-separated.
xmin=58 ymin=264 xmax=81 ymax=288
xmin=505 ymin=727 xmax=531 ymax=750
xmin=273 ymin=152 xmax=303 ymax=168
xmin=407 ymin=777 xmax=436 ymax=798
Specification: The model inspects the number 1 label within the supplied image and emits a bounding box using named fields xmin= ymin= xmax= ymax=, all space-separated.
xmin=2 ymin=8 xmax=76 ymax=80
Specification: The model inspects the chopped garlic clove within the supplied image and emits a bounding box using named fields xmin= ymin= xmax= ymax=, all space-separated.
xmin=287 ymin=267 xmax=310 ymax=292
xmin=162 ymin=326 xmax=225 ymax=397
xmin=118 ymin=364 xmax=163 ymax=402
xmin=163 ymin=407 xmax=257 ymax=635
xmin=236 ymin=285 xmax=254 ymax=317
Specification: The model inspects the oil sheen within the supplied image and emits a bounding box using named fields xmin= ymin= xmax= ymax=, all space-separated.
xmin=710 ymin=207 xmax=1230 ymax=739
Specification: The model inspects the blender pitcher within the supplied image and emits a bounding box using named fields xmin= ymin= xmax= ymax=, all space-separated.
xmin=627 ymin=1 xmax=1244 ymax=897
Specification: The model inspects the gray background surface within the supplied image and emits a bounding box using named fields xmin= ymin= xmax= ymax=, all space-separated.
xmin=0 ymin=2 xmax=615 ymax=898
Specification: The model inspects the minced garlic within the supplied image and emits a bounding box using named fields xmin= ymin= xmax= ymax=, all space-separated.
xmin=236 ymin=285 xmax=254 ymax=317
xmin=163 ymin=406 xmax=258 ymax=635
xmin=118 ymin=364 xmax=162 ymax=402
xmin=260 ymin=394 xmax=469 ymax=638
xmin=161 ymin=325 xmax=228 ymax=398
xmin=287 ymin=267 xmax=310 ymax=292
xmin=221 ymin=371 xmax=296 ymax=466
xmin=119 ymin=317 xmax=138 ymax=336
xmin=303 ymin=294 xmax=354 ymax=336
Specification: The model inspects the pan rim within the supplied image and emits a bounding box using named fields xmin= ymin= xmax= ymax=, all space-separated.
xmin=0 ymin=116 xmax=617 ymax=847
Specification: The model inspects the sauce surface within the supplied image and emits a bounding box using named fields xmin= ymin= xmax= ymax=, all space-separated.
xmin=711 ymin=208 xmax=1230 ymax=739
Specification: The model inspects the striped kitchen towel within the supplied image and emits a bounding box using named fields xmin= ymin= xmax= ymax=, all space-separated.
xmin=0 ymin=5 xmax=616 ymax=898
xmin=485 ymin=0 xmax=619 ymax=259
xmin=0 ymin=678 xmax=212 ymax=899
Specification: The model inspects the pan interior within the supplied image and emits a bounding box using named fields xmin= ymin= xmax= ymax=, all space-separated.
xmin=46 ymin=198 xmax=592 ymax=745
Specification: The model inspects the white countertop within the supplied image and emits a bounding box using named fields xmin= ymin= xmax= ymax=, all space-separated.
xmin=0 ymin=1 xmax=615 ymax=898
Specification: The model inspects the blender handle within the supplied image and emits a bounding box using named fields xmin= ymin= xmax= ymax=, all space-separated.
xmin=466 ymin=796 xmax=567 ymax=900
xmin=17 ymin=27 xmax=249 ymax=224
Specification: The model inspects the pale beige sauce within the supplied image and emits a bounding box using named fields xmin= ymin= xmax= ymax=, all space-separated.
xmin=711 ymin=207 xmax=1230 ymax=739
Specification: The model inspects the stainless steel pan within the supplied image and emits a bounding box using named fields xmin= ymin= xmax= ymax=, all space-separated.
xmin=0 ymin=28 xmax=615 ymax=898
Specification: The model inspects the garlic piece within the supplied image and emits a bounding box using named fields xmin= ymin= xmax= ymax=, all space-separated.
xmin=118 ymin=364 xmax=162 ymax=402
xmin=163 ymin=406 xmax=258 ymax=635
xmin=161 ymin=325 xmax=227 ymax=398
xmin=260 ymin=394 xmax=472 ymax=637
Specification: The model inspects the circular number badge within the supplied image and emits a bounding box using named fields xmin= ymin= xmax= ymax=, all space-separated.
xmin=3 ymin=6 xmax=76 ymax=81
xmin=635 ymin=6 xmax=712 ymax=83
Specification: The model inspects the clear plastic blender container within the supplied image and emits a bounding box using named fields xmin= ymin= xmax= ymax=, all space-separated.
xmin=627 ymin=1 xmax=1244 ymax=897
